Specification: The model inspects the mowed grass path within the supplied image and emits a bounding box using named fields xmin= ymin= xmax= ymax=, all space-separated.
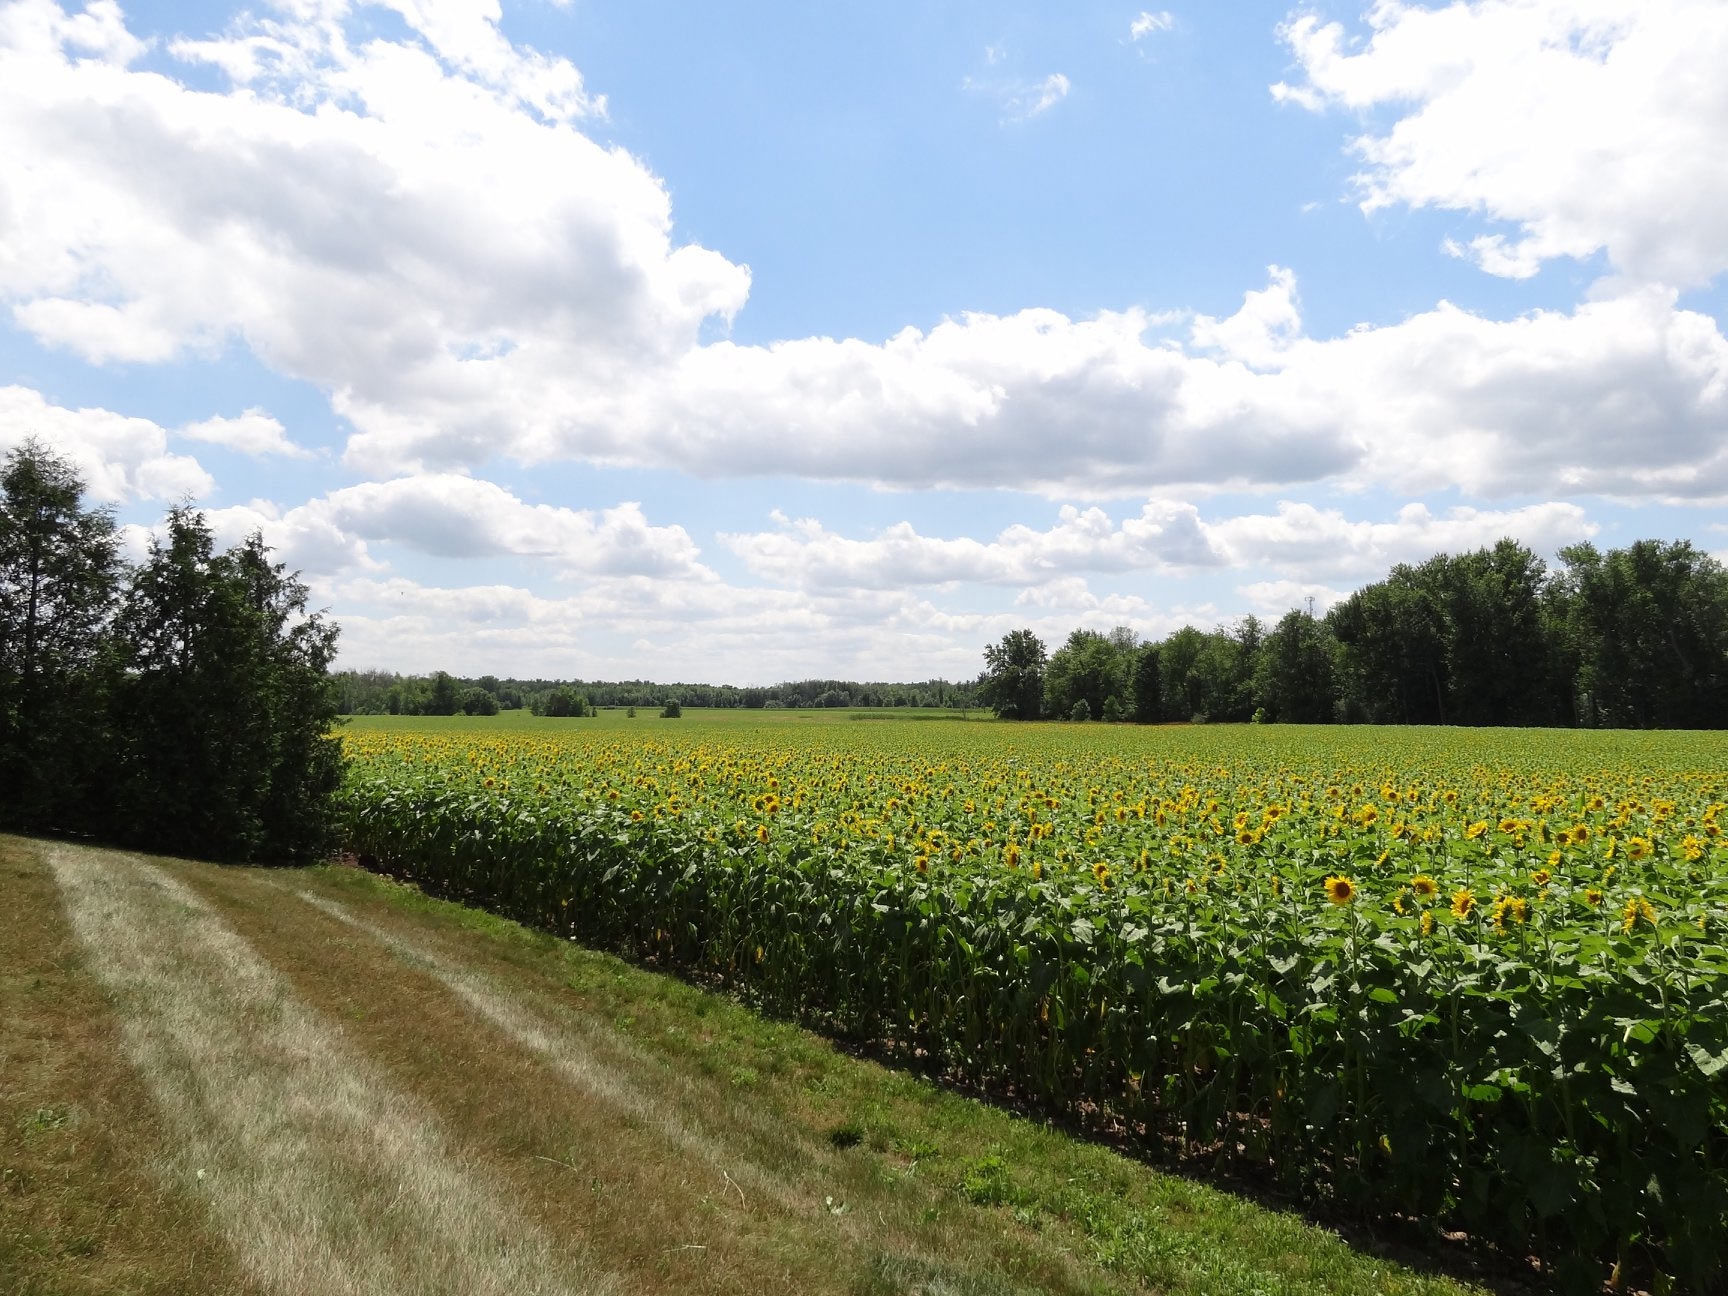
xmin=3 ymin=835 xmax=1499 ymax=1296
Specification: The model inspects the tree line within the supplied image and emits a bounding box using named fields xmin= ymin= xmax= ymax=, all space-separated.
xmin=332 ymin=671 xmax=982 ymax=716
xmin=0 ymin=441 xmax=342 ymax=861
xmin=978 ymin=538 xmax=1728 ymax=727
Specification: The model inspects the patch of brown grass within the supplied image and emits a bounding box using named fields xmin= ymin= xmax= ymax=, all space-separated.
xmin=187 ymin=859 xmax=1112 ymax=1296
xmin=0 ymin=836 xmax=251 ymax=1296
xmin=45 ymin=843 xmax=613 ymax=1296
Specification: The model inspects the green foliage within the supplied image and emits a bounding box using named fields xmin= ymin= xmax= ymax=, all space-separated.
xmin=537 ymin=687 xmax=589 ymax=717
xmin=459 ymin=686 xmax=499 ymax=716
xmin=111 ymin=512 xmax=343 ymax=861
xmin=1252 ymin=610 xmax=1336 ymax=723
xmin=0 ymin=439 xmax=120 ymax=830
xmin=1130 ymin=645 xmax=1161 ymax=723
xmin=1559 ymin=540 xmax=1728 ymax=728
xmin=660 ymin=699 xmax=682 ymax=718
xmin=1044 ymin=628 xmax=1135 ymax=721
xmin=426 ymin=671 xmax=459 ymax=716
xmin=1068 ymin=698 xmax=1090 ymax=722
xmin=976 ymin=628 xmax=1048 ymax=720
xmin=338 ymin=670 xmax=980 ymax=714
xmin=989 ymin=537 xmax=1726 ymax=732
xmin=337 ymin=719 xmax=1728 ymax=1289
xmin=0 ymin=442 xmax=342 ymax=861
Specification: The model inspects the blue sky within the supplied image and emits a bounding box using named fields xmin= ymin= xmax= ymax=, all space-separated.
xmin=2 ymin=0 xmax=1726 ymax=682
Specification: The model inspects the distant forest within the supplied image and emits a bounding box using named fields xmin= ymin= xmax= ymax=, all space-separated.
xmin=336 ymin=536 xmax=1728 ymax=729
xmin=980 ymin=538 xmax=1728 ymax=729
xmin=332 ymin=671 xmax=980 ymax=717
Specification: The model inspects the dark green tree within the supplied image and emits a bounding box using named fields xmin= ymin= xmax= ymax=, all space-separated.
xmin=1557 ymin=541 xmax=1728 ymax=728
xmin=1044 ymin=628 xmax=1133 ymax=721
xmin=1158 ymin=625 xmax=1208 ymax=720
xmin=1130 ymin=645 xmax=1161 ymax=723
xmin=976 ymin=628 xmax=1048 ymax=719
xmin=1252 ymin=609 xmax=1337 ymax=723
xmin=1330 ymin=567 xmax=1449 ymax=723
xmin=0 ymin=439 xmax=121 ymax=830
xmin=1426 ymin=542 xmax=1561 ymax=725
xmin=110 ymin=510 xmax=342 ymax=862
xmin=426 ymin=670 xmax=459 ymax=716
xmin=459 ymin=686 xmax=499 ymax=715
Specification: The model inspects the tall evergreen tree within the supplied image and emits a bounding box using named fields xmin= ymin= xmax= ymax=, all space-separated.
xmin=0 ymin=440 xmax=120 ymax=830
xmin=111 ymin=509 xmax=342 ymax=861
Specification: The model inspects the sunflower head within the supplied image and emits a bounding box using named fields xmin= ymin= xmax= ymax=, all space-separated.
xmin=1324 ymin=875 xmax=1356 ymax=906
xmin=1410 ymin=875 xmax=1438 ymax=899
xmin=1451 ymin=888 xmax=1476 ymax=919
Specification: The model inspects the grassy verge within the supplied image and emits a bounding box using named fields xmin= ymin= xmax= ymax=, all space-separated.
xmin=0 ymin=837 xmax=252 ymax=1295
xmin=4 ymin=833 xmax=1507 ymax=1296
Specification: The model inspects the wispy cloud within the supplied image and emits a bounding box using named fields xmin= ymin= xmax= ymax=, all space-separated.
xmin=1130 ymin=11 xmax=1175 ymax=41
xmin=963 ymin=64 xmax=1071 ymax=123
xmin=1004 ymin=72 xmax=1071 ymax=121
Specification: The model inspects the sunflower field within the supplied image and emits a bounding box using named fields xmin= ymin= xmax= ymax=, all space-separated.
xmin=337 ymin=716 xmax=1728 ymax=1287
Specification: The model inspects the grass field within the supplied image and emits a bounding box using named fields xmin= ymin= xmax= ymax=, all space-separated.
xmin=1 ymin=833 xmax=1494 ymax=1296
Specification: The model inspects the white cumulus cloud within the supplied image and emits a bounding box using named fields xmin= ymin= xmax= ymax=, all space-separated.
xmin=180 ymin=408 xmax=311 ymax=458
xmin=0 ymin=385 xmax=212 ymax=501
xmin=2 ymin=0 xmax=1725 ymax=532
xmin=723 ymin=497 xmax=1598 ymax=592
xmin=194 ymin=474 xmax=711 ymax=580
xmin=0 ymin=0 xmax=748 ymax=400
xmin=1274 ymin=0 xmax=1728 ymax=287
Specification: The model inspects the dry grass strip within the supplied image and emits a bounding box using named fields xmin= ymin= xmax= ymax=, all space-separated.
xmin=277 ymin=881 xmax=1110 ymax=1296
xmin=294 ymin=889 xmax=815 ymax=1216
xmin=0 ymin=836 xmax=253 ymax=1295
xmin=47 ymin=844 xmax=618 ymax=1296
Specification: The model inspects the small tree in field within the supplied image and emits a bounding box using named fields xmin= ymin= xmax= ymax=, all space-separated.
xmin=977 ymin=629 xmax=1047 ymax=719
